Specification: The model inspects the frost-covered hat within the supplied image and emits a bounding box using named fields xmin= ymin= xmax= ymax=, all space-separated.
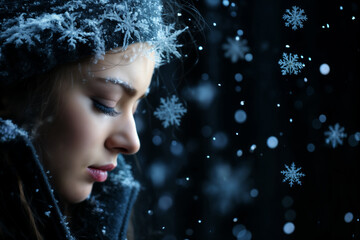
xmin=0 ymin=0 xmax=186 ymax=84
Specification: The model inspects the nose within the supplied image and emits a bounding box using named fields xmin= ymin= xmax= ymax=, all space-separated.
xmin=105 ymin=113 xmax=140 ymax=155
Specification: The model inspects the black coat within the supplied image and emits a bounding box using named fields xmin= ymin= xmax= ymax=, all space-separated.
xmin=0 ymin=118 xmax=140 ymax=240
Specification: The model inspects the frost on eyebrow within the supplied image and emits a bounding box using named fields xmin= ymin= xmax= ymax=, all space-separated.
xmin=104 ymin=77 xmax=151 ymax=99
xmin=105 ymin=77 xmax=129 ymax=86
xmin=104 ymin=77 xmax=135 ymax=92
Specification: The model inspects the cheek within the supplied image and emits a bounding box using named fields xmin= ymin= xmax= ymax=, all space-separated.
xmin=45 ymin=93 xmax=102 ymax=160
xmin=39 ymin=91 xmax=108 ymax=203
xmin=60 ymin=98 xmax=94 ymax=150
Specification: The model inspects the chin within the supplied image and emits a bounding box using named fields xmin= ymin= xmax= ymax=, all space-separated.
xmin=61 ymin=184 xmax=93 ymax=204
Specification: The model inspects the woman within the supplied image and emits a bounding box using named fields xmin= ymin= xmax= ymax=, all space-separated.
xmin=0 ymin=0 xmax=187 ymax=239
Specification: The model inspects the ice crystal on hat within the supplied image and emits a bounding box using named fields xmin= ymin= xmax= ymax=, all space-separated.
xmin=101 ymin=2 xmax=141 ymax=48
xmin=0 ymin=0 xmax=187 ymax=82
xmin=58 ymin=12 xmax=93 ymax=50
xmin=154 ymin=95 xmax=187 ymax=128
xmin=324 ymin=123 xmax=347 ymax=148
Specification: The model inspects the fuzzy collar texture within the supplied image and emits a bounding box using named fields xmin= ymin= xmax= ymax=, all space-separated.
xmin=0 ymin=118 xmax=140 ymax=240
xmin=0 ymin=0 xmax=186 ymax=84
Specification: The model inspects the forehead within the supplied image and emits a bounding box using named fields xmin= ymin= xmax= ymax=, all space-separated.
xmin=94 ymin=43 xmax=154 ymax=64
xmin=82 ymin=44 xmax=155 ymax=91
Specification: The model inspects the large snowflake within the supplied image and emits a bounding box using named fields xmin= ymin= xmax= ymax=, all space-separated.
xmin=281 ymin=162 xmax=305 ymax=187
xmin=278 ymin=52 xmax=304 ymax=75
xmin=2 ymin=13 xmax=64 ymax=48
xmin=153 ymin=24 xmax=187 ymax=64
xmin=58 ymin=12 xmax=92 ymax=50
xmin=324 ymin=123 xmax=347 ymax=148
xmin=154 ymin=95 xmax=187 ymax=128
xmin=102 ymin=2 xmax=141 ymax=48
xmin=283 ymin=6 xmax=308 ymax=30
xmin=222 ymin=37 xmax=250 ymax=63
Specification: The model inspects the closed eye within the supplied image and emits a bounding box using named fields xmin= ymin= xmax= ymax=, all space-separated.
xmin=91 ymin=99 xmax=121 ymax=117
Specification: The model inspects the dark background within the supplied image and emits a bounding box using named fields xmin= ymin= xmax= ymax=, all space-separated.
xmin=129 ymin=0 xmax=360 ymax=239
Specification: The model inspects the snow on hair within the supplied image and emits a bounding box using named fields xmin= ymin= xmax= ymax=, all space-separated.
xmin=0 ymin=0 xmax=188 ymax=83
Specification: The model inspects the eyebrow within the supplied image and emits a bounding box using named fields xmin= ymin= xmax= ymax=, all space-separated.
xmin=96 ymin=77 xmax=149 ymax=99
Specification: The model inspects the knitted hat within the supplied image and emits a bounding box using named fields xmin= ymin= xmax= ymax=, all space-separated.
xmin=0 ymin=0 xmax=186 ymax=84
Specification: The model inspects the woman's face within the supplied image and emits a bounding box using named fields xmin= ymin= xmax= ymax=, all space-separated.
xmin=39 ymin=44 xmax=155 ymax=203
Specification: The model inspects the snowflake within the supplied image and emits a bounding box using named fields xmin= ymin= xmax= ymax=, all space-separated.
xmin=101 ymin=2 xmax=140 ymax=48
xmin=324 ymin=123 xmax=347 ymax=148
xmin=58 ymin=12 xmax=92 ymax=50
xmin=154 ymin=95 xmax=187 ymax=128
xmin=153 ymin=24 xmax=187 ymax=65
xmin=283 ymin=6 xmax=308 ymax=30
xmin=2 ymin=14 xmax=37 ymax=47
xmin=2 ymin=13 xmax=63 ymax=48
xmin=281 ymin=162 xmax=305 ymax=187
xmin=222 ymin=37 xmax=250 ymax=63
xmin=278 ymin=52 xmax=304 ymax=75
xmin=44 ymin=211 xmax=51 ymax=217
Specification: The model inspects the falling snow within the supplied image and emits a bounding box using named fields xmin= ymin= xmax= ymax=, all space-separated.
xmin=281 ymin=162 xmax=305 ymax=187
xmin=101 ymin=226 xmax=107 ymax=235
xmin=204 ymin=163 xmax=252 ymax=214
xmin=324 ymin=123 xmax=347 ymax=148
xmin=153 ymin=24 xmax=188 ymax=65
xmin=154 ymin=95 xmax=187 ymax=128
xmin=222 ymin=37 xmax=250 ymax=63
xmin=278 ymin=52 xmax=304 ymax=75
xmin=283 ymin=6 xmax=308 ymax=30
xmin=44 ymin=211 xmax=51 ymax=217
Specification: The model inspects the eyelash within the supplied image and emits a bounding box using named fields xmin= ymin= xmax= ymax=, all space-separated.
xmin=92 ymin=99 xmax=121 ymax=117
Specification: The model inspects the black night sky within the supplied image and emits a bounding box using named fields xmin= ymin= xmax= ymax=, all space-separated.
xmin=129 ymin=0 xmax=360 ymax=239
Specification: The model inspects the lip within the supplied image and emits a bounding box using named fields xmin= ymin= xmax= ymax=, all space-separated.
xmin=87 ymin=164 xmax=116 ymax=182
xmin=90 ymin=164 xmax=116 ymax=171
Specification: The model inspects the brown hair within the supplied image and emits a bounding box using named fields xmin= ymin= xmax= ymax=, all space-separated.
xmin=0 ymin=65 xmax=71 ymax=240
xmin=0 ymin=65 xmax=67 ymax=135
